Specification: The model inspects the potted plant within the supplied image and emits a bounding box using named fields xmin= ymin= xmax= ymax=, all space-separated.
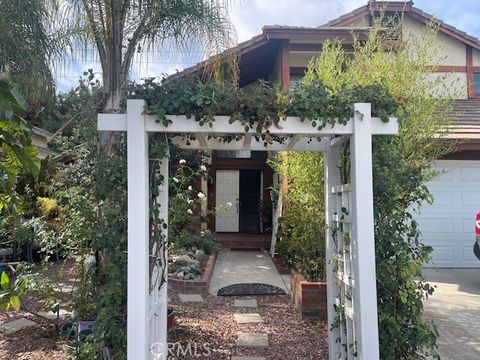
xmin=258 ymin=200 xmax=272 ymax=224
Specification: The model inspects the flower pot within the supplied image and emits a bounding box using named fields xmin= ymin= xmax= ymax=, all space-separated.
xmin=167 ymin=308 xmax=175 ymax=331
xmin=78 ymin=320 xmax=96 ymax=340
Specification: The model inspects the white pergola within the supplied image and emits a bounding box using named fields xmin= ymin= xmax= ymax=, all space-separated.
xmin=98 ymin=99 xmax=398 ymax=360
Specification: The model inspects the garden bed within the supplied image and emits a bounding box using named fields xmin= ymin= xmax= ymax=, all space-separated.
xmin=290 ymin=269 xmax=327 ymax=320
xmin=169 ymin=251 xmax=217 ymax=292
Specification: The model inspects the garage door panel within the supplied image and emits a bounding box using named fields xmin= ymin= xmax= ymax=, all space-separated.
xmin=462 ymin=219 xmax=475 ymax=233
xmin=462 ymin=191 xmax=480 ymax=205
xmin=416 ymin=160 xmax=480 ymax=268
xmin=432 ymin=169 xmax=454 ymax=181
xmin=462 ymin=246 xmax=479 ymax=262
xmin=430 ymin=246 xmax=455 ymax=263
xmin=417 ymin=218 xmax=454 ymax=233
xmin=460 ymin=167 xmax=480 ymax=181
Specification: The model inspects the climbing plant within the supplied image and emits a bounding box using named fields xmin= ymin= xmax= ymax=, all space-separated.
xmin=273 ymin=18 xmax=455 ymax=359
xmin=130 ymin=76 xmax=398 ymax=135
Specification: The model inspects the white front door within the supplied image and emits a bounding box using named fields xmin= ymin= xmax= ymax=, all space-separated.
xmin=215 ymin=170 xmax=240 ymax=232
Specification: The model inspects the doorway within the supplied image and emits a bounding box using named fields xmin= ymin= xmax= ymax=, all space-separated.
xmin=215 ymin=169 xmax=261 ymax=233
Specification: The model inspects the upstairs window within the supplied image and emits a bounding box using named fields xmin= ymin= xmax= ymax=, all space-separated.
xmin=289 ymin=74 xmax=304 ymax=89
xmin=474 ymin=73 xmax=480 ymax=94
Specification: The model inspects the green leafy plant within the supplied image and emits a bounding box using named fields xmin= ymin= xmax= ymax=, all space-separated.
xmin=1 ymin=80 xmax=40 ymax=221
xmin=36 ymin=197 xmax=60 ymax=220
xmin=273 ymin=18 xmax=454 ymax=359
xmin=271 ymin=152 xmax=326 ymax=281
xmin=0 ymin=272 xmax=28 ymax=311
xmin=130 ymin=75 xmax=398 ymax=138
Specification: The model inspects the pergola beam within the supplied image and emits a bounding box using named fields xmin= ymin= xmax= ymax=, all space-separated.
xmin=287 ymin=134 xmax=302 ymax=149
xmin=170 ymin=136 xmax=328 ymax=151
xmin=98 ymin=101 xmax=398 ymax=136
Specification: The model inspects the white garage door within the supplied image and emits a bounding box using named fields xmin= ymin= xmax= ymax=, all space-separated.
xmin=416 ymin=160 xmax=480 ymax=268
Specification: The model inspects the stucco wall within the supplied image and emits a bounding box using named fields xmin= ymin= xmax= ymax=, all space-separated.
xmin=473 ymin=49 xmax=480 ymax=66
xmin=289 ymin=51 xmax=319 ymax=67
xmin=402 ymin=15 xmax=466 ymax=66
xmin=423 ymin=72 xmax=468 ymax=98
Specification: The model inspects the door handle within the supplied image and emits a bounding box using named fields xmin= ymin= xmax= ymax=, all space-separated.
xmin=236 ymin=202 xmax=239 ymax=213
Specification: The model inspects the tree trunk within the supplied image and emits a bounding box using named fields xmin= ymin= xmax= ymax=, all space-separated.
xmin=99 ymin=3 xmax=127 ymax=155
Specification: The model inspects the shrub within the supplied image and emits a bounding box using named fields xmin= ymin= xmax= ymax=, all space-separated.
xmin=36 ymin=197 xmax=59 ymax=219
xmin=171 ymin=230 xmax=218 ymax=255
xmin=273 ymin=18 xmax=455 ymax=359
xmin=271 ymin=151 xmax=325 ymax=281
xmin=276 ymin=206 xmax=325 ymax=281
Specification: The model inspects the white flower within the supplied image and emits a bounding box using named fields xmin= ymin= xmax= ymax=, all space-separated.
xmin=187 ymin=199 xmax=194 ymax=204
xmin=187 ymin=209 xmax=193 ymax=215
xmin=226 ymin=201 xmax=233 ymax=207
xmin=179 ymin=159 xmax=186 ymax=164
xmin=173 ymin=177 xmax=179 ymax=183
xmin=197 ymin=192 xmax=206 ymax=200
xmin=188 ymin=185 xmax=193 ymax=191
xmin=200 ymin=165 xmax=207 ymax=172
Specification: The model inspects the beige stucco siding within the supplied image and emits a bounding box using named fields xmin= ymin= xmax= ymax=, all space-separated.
xmin=423 ymin=72 xmax=468 ymax=98
xmin=348 ymin=16 xmax=369 ymax=28
xmin=289 ymin=51 xmax=319 ymax=68
xmin=473 ymin=49 xmax=480 ymax=66
xmin=402 ymin=15 xmax=466 ymax=67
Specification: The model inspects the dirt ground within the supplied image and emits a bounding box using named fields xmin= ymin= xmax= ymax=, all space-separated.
xmin=0 ymin=259 xmax=328 ymax=359
xmin=168 ymin=289 xmax=328 ymax=360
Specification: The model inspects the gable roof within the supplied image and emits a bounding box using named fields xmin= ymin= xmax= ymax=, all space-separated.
xmin=319 ymin=1 xmax=480 ymax=51
xmin=180 ymin=1 xmax=480 ymax=82
xmin=180 ymin=26 xmax=368 ymax=80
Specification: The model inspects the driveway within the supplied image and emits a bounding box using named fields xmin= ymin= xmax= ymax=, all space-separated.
xmin=423 ymin=268 xmax=480 ymax=359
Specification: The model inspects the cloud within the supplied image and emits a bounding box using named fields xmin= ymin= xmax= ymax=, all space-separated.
xmin=229 ymin=0 xmax=366 ymax=41
xmin=55 ymin=0 xmax=480 ymax=92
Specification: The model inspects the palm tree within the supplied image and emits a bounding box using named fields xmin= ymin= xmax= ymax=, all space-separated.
xmin=63 ymin=0 xmax=236 ymax=114
xmin=0 ymin=0 xmax=59 ymax=105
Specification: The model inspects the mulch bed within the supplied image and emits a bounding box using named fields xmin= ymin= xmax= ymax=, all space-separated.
xmin=168 ymin=288 xmax=328 ymax=359
xmin=0 ymin=258 xmax=77 ymax=360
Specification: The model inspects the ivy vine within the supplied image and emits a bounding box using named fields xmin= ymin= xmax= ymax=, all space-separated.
xmin=130 ymin=77 xmax=399 ymax=136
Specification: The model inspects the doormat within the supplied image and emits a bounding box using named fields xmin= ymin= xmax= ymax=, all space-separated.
xmin=230 ymin=248 xmax=261 ymax=251
xmin=217 ymin=283 xmax=286 ymax=296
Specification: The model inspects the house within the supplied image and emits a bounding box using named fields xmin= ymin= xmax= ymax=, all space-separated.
xmin=181 ymin=0 xmax=480 ymax=267
xmin=31 ymin=126 xmax=56 ymax=158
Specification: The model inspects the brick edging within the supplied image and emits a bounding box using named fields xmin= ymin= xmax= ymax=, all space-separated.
xmin=290 ymin=268 xmax=327 ymax=320
xmin=169 ymin=251 xmax=218 ymax=291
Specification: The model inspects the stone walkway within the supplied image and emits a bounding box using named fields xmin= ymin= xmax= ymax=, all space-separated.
xmin=208 ymin=249 xmax=289 ymax=296
xmin=172 ymin=250 xmax=327 ymax=359
xmin=172 ymin=286 xmax=328 ymax=359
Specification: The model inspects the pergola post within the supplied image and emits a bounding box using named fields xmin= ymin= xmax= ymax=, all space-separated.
xmin=157 ymin=157 xmax=168 ymax=360
xmin=126 ymin=99 xmax=150 ymax=358
xmin=351 ymin=103 xmax=380 ymax=359
xmin=324 ymin=140 xmax=341 ymax=360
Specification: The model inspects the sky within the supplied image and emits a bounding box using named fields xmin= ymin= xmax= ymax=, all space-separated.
xmin=55 ymin=0 xmax=480 ymax=92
